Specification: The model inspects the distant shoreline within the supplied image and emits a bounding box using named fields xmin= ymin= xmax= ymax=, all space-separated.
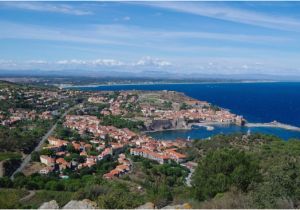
xmin=60 ymin=80 xmax=279 ymax=89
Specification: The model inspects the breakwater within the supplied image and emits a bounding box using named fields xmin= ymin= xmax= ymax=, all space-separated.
xmin=246 ymin=121 xmax=300 ymax=132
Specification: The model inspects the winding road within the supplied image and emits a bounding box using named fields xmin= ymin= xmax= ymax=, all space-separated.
xmin=19 ymin=190 xmax=36 ymax=202
xmin=10 ymin=104 xmax=80 ymax=180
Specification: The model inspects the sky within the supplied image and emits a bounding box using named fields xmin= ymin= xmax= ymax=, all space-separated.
xmin=1 ymin=1 xmax=300 ymax=77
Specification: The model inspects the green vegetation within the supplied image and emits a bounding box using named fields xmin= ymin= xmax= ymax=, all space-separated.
xmin=54 ymin=122 xmax=81 ymax=140
xmin=192 ymin=148 xmax=260 ymax=200
xmin=97 ymin=182 xmax=145 ymax=208
xmin=189 ymin=134 xmax=300 ymax=208
xmin=0 ymin=188 xmax=28 ymax=209
xmin=0 ymin=120 xmax=52 ymax=154
xmin=101 ymin=115 xmax=144 ymax=132
xmin=0 ymin=157 xmax=117 ymax=191
xmin=180 ymin=102 xmax=190 ymax=110
xmin=22 ymin=190 xmax=75 ymax=209
xmin=163 ymin=101 xmax=172 ymax=109
xmin=134 ymin=157 xmax=189 ymax=187
xmin=0 ymin=127 xmax=299 ymax=208
xmin=128 ymin=156 xmax=188 ymax=207
xmin=0 ymin=152 xmax=21 ymax=161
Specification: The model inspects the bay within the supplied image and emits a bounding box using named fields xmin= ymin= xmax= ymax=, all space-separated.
xmin=76 ymin=82 xmax=300 ymax=140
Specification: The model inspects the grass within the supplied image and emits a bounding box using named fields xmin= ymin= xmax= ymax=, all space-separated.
xmin=0 ymin=152 xmax=22 ymax=161
xmin=22 ymin=190 xmax=75 ymax=209
xmin=0 ymin=188 xmax=29 ymax=209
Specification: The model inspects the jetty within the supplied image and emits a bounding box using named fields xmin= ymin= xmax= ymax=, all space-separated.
xmin=246 ymin=121 xmax=300 ymax=132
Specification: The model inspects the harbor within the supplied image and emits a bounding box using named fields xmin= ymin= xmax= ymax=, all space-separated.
xmin=149 ymin=123 xmax=300 ymax=141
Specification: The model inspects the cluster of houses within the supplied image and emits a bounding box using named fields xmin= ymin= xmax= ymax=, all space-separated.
xmin=154 ymin=108 xmax=244 ymax=125
xmin=138 ymin=97 xmax=244 ymax=125
xmin=0 ymin=86 xmax=80 ymax=126
xmin=103 ymin=153 xmax=132 ymax=179
xmin=88 ymin=92 xmax=138 ymax=116
xmin=87 ymin=90 xmax=244 ymax=126
xmin=36 ymin=90 xmax=246 ymax=179
xmin=38 ymin=111 xmax=189 ymax=177
xmin=39 ymin=136 xmax=125 ymax=176
xmin=64 ymin=115 xmax=137 ymax=142
xmin=1 ymin=108 xmax=54 ymax=126
xmin=130 ymin=136 xmax=187 ymax=164
xmin=64 ymin=114 xmax=188 ymax=164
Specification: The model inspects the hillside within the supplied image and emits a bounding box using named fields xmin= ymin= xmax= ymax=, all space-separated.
xmin=0 ymin=133 xmax=299 ymax=208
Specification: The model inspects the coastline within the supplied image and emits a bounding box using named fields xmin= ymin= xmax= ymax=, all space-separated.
xmin=60 ymin=80 xmax=279 ymax=89
xmin=142 ymin=122 xmax=234 ymax=134
xmin=144 ymin=121 xmax=300 ymax=135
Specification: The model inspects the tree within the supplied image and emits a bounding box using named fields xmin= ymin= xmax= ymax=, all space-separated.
xmin=180 ymin=103 xmax=189 ymax=110
xmin=45 ymin=180 xmax=65 ymax=191
xmin=147 ymin=182 xmax=173 ymax=208
xmin=192 ymin=148 xmax=260 ymax=201
xmin=97 ymin=187 xmax=144 ymax=209
xmin=40 ymin=149 xmax=55 ymax=156
xmin=0 ymin=177 xmax=13 ymax=188
xmin=31 ymin=151 xmax=40 ymax=162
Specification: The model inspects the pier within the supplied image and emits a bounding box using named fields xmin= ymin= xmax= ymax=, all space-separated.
xmin=245 ymin=121 xmax=300 ymax=132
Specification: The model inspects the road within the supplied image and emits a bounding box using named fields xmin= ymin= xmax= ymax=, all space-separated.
xmin=185 ymin=169 xmax=195 ymax=187
xmin=19 ymin=190 xmax=36 ymax=202
xmin=10 ymin=104 xmax=80 ymax=180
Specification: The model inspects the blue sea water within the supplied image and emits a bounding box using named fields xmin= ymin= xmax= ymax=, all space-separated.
xmin=148 ymin=125 xmax=300 ymax=141
xmin=77 ymin=82 xmax=300 ymax=140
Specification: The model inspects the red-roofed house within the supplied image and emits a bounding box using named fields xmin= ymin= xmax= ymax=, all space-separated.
xmin=40 ymin=155 xmax=55 ymax=167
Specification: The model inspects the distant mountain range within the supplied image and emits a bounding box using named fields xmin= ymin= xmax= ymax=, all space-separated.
xmin=1 ymin=69 xmax=300 ymax=82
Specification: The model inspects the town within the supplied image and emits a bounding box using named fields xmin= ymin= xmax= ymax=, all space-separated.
xmin=0 ymin=82 xmax=246 ymax=181
xmin=29 ymin=89 xmax=245 ymax=180
xmin=38 ymin=114 xmax=189 ymax=179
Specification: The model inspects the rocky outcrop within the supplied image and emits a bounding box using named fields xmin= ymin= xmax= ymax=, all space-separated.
xmin=39 ymin=199 xmax=97 ymax=209
xmin=39 ymin=200 xmax=59 ymax=209
xmin=137 ymin=202 xmax=192 ymax=209
xmin=62 ymin=199 xmax=97 ymax=209
xmin=145 ymin=118 xmax=188 ymax=131
xmin=162 ymin=203 xmax=192 ymax=209
xmin=137 ymin=202 xmax=155 ymax=209
xmin=146 ymin=119 xmax=173 ymax=131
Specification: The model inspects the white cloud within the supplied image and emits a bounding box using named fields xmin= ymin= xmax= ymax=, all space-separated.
xmin=134 ymin=56 xmax=172 ymax=67
xmin=0 ymin=57 xmax=171 ymax=70
xmin=0 ymin=20 xmax=293 ymax=58
xmin=142 ymin=2 xmax=300 ymax=31
xmin=0 ymin=60 xmax=17 ymax=67
xmin=56 ymin=59 xmax=124 ymax=66
xmin=1 ymin=57 xmax=300 ymax=76
xmin=57 ymin=59 xmax=87 ymax=65
xmin=26 ymin=60 xmax=48 ymax=64
xmin=91 ymin=59 xmax=124 ymax=66
xmin=1 ymin=2 xmax=93 ymax=16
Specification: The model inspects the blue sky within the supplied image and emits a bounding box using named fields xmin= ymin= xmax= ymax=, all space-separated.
xmin=1 ymin=1 xmax=300 ymax=76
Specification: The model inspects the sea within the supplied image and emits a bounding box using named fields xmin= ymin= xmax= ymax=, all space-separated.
xmin=76 ymin=82 xmax=300 ymax=140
